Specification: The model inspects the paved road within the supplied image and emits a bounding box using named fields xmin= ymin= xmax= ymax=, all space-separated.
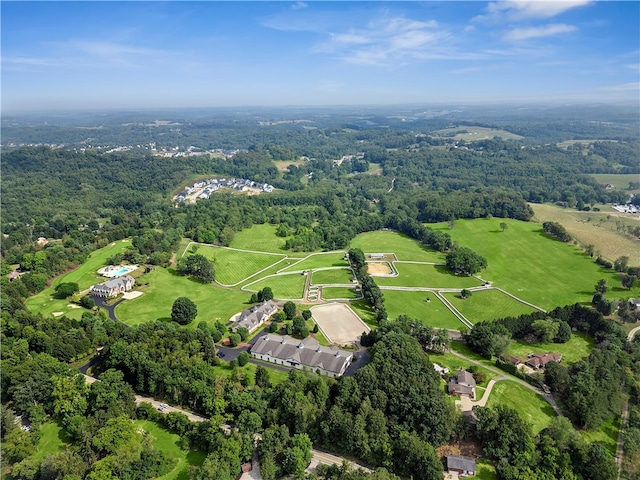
xmin=627 ymin=325 xmax=640 ymax=342
xmin=92 ymin=295 xmax=124 ymax=322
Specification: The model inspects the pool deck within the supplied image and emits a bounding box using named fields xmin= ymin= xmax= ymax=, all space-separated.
xmin=97 ymin=265 xmax=139 ymax=278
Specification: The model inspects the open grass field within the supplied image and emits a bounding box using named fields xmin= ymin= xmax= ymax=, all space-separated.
xmin=590 ymin=173 xmax=640 ymax=194
xmin=429 ymin=353 xmax=499 ymax=388
xmin=443 ymin=289 xmax=537 ymax=323
xmin=115 ymin=268 xmax=249 ymax=326
xmin=430 ymin=218 xmax=640 ymax=310
xmin=32 ymin=421 xmax=69 ymax=463
xmin=350 ymin=231 xmax=446 ymax=262
xmin=26 ymin=240 xmax=133 ymax=318
xmin=581 ymin=415 xmax=621 ymax=456
xmin=311 ymin=268 xmax=353 ymax=285
xmin=135 ymin=420 xmax=206 ymax=480
xmin=322 ymin=287 xmax=360 ymax=300
xmin=430 ymin=125 xmax=523 ymax=142
xmin=531 ymin=203 xmax=640 ymax=266
xmin=244 ymin=273 xmax=306 ymax=299
xmin=376 ymin=263 xmax=482 ymax=288
xmin=229 ymin=223 xmax=289 ymax=253
xmin=192 ymin=245 xmax=285 ymax=286
xmin=383 ymin=290 xmax=465 ymax=330
xmin=279 ymin=252 xmax=349 ymax=272
xmin=486 ymin=381 xmax=556 ymax=434
xmin=506 ymin=333 xmax=594 ymax=365
xmin=348 ymin=300 xmax=377 ymax=326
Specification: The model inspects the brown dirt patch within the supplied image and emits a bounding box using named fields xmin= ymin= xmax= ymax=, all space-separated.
xmin=311 ymin=303 xmax=370 ymax=345
xmin=367 ymin=262 xmax=392 ymax=275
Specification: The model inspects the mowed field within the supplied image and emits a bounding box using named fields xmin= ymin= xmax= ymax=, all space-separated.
xmin=322 ymin=287 xmax=360 ymax=300
xmin=279 ymin=252 xmax=349 ymax=272
xmin=485 ymin=382 xmax=556 ymax=434
xmin=350 ymin=231 xmax=446 ymax=262
xmin=590 ymin=173 xmax=640 ymax=194
xmin=229 ymin=223 xmax=290 ymax=254
xmin=376 ymin=263 xmax=482 ymax=288
xmin=244 ymin=273 xmax=306 ymax=299
xmin=430 ymin=125 xmax=524 ymax=141
xmin=311 ymin=268 xmax=353 ymax=285
xmin=443 ymin=289 xmax=537 ymax=324
xmin=430 ymin=218 xmax=640 ymax=310
xmin=383 ymin=290 xmax=464 ymax=330
xmin=531 ymin=203 xmax=640 ymax=266
xmin=192 ymin=245 xmax=285 ymax=285
xmin=115 ymin=267 xmax=249 ymax=326
xmin=506 ymin=333 xmax=594 ymax=365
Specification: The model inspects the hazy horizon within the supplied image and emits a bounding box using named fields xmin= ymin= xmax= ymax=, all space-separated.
xmin=3 ymin=1 xmax=639 ymax=114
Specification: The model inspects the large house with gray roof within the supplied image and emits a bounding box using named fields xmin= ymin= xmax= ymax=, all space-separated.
xmin=250 ymin=334 xmax=353 ymax=377
xmin=232 ymin=300 xmax=278 ymax=334
xmin=90 ymin=275 xmax=135 ymax=298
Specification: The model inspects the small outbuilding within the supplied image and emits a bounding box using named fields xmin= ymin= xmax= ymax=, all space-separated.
xmin=447 ymin=455 xmax=476 ymax=477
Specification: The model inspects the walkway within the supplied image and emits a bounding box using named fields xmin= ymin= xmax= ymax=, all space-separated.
xmin=627 ymin=325 xmax=640 ymax=342
xmin=455 ymin=376 xmax=506 ymax=412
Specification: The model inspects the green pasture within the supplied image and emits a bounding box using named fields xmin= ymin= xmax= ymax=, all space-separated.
xmin=135 ymin=420 xmax=205 ymax=480
xmin=26 ymin=240 xmax=133 ymax=318
xmin=581 ymin=415 xmax=621 ymax=456
xmin=348 ymin=300 xmax=377 ymax=327
xmin=311 ymin=268 xmax=353 ymax=285
xmin=322 ymin=287 xmax=360 ymax=300
xmin=486 ymin=381 xmax=556 ymax=434
xmin=245 ymin=273 xmax=306 ymax=299
xmin=229 ymin=223 xmax=290 ymax=253
xmin=376 ymin=263 xmax=482 ymax=288
xmin=443 ymin=289 xmax=537 ymax=323
xmin=350 ymin=231 xmax=446 ymax=262
xmin=193 ymin=245 xmax=285 ymax=286
xmin=506 ymin=333 xmax=593 ymax=365
xmin=383 ymin=290 xmax=464 ymax=330
xmin=212 ymin=360 xmax=289 ymax=385
xmin=430 ymin=218 xmax=640 ymax=310
xmin=279 ymin=252 xmax=349 ymax=272
xmin=468 ymin=462 xmax=498 ymax=480
xmin=32 ymin=421 xmax=69 ymax=463
xmin=590 ymin=173 xmax=640 ymax=193
xmin=115 ymin=268 xmax=249 ymax=326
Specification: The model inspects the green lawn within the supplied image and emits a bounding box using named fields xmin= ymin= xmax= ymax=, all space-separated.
xmin=192 ymin=246 xmax=285 ymax=286
xmin=26 ymin=240 xmax=133 ymax=318
xmin=322 ymin=287 xmax=360 ymax=300
xmin=244 ymin=273 xmax=306 ymax=300
xmin=279 ymin=252 xmax=349 ymax=272
xmin=32 ymin=421 xmax=69 ymax=463
xmin=590 ymin=173 xmax=640 ymax=193
xmin=443 ymin=289 xmax=537 ymax=323
xmin=348 ymin=300 xmax=377 ymax=327
xmin=229 ymin=223 xmax=290 ymax=253
xmin=135 ymin=420 xmax=206 ymax=480
xmin=430 ymin=218 xmax=640 ymax=310
xmin=376 ymin=263 xmax=482 ymax=288
xmin=468 ymin=462 xmax=498 ymax=480
xmin=115 ymin=268 xmax=249 ymax=327
xmin=581 ymin=415 xmax=621 ymax=456
xmin=311 ymin=268 xmax=353 ymax=285
xmin=350 ymin=231 xmax=446 ymax=262
xmin=486 ymin=381 xmax=556 ymax=434
xmin=383 ymin=290 xmax=465 ymax=330
xmin=506 ymin=333 xmax=594 ymax=365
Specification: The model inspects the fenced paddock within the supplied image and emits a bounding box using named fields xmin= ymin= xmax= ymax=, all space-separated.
xmin=310 ymin=303 xmax=370 ymax=345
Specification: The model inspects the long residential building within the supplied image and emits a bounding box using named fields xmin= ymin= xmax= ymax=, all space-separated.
xmin=90 ymin=275 xmax=135 ymax=298
xmin=232 ymin=300 xmax=279 ymax=334
xmin=250 ymin=334 xmax=353 ymax=377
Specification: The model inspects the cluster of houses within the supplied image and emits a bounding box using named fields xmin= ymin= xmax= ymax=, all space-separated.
xmin=175 ymin=177 xmax=274 ymax=203
xmin=250 ymin=334 xmax=353 ymax=378
xmin=90 ymin=275 xmax=135 ymax=298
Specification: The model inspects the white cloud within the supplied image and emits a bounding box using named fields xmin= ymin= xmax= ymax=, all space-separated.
xmin=292 ymin=2 xmax=307 ymax=10
xmin=504 ymin=23 xmax=577 ymax=41
xmin=481 ymin=1 xmax=591 ymax=21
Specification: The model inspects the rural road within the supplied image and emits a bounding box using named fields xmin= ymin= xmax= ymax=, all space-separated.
xmin=627 ymin=325 xmax=640 ymax=342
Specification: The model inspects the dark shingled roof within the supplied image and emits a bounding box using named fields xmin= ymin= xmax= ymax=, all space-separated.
xmin=447 ymin=455 xmax=476 ymax=472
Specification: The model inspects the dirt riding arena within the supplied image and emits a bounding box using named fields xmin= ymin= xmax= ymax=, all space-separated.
xmin=367 ymin=262 xmax=393 ymax=276
xmin=310 ymin=303 xmax=370 ymax=345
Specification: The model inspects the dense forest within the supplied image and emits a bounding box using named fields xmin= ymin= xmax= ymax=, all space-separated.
xmin=2 ymin=107 xmax=639 ymax=479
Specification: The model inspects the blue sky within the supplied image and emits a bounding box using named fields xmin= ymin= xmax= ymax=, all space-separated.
xmin=2 ymin=1 xmax=638 ymax=112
